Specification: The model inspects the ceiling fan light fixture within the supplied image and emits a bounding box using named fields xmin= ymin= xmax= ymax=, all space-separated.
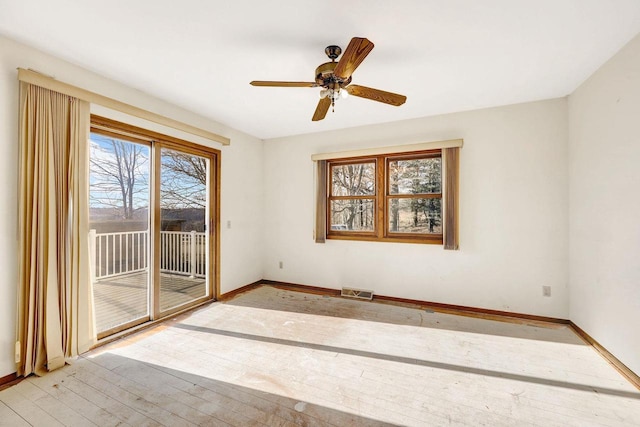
xmin=320 ymin=88 xmax=345 ymax=101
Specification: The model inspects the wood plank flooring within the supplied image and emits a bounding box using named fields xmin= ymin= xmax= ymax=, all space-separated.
xmin=93 ymin=272 xmax=206 ymax=333
xmin=2 ymin=285 xmax=639 ymax=426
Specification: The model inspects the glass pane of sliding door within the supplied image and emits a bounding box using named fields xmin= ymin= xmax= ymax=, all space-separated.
xmin=89 ymin=133 xmax=150 ymax=336
xmin=158 ymin=147 xmax=210 ymax=312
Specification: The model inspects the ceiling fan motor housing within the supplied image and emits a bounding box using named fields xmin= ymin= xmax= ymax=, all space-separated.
xmin=315 ymin=61 xmax=351 ymax=88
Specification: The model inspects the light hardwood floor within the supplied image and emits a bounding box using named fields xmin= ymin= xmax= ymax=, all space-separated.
xmin=1 ymin=285 xmax=639 ymax=426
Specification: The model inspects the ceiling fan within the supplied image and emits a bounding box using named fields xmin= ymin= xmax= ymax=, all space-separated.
xmin=250 ymin=37 xmax=407 ymax=121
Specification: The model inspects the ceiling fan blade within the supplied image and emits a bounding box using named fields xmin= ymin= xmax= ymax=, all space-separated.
xmin=312 ymin=97 xmax=331 ymax=121
xmin=333 ymin=37 xmax=374 ymax=80
xmin=345 ymin=85 xmax=407 ymax=106
xmin=250 ymin=81 xmax=317 ymax=87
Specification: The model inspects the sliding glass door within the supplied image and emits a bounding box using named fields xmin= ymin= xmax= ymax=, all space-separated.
xmin=89 ymin=117 xmax=219 ymax=338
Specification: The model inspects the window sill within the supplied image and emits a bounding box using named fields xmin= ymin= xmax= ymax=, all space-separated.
xmin=326 ymin=234 xmax=443 ymax=245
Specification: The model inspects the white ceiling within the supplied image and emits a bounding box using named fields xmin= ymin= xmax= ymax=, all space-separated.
xmin=2 ymin=0 xmax=640 ymax=140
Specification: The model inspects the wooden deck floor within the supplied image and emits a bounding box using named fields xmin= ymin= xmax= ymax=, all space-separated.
xmin=93 ymin=271 xmax=206 ymax=333
xmin=1 ymin=285 xmax=639 ymax=426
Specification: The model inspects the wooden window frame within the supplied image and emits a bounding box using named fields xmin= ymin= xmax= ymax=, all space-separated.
xmin=326 ymin=149 xmax=443 ymax=245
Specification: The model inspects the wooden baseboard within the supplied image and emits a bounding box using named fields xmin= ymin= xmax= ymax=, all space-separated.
xmin=570 ymin=322 xmax=640 ymax=391
xmin=375 ymin=294 xmax=569 ymax=325
xmin=262 ymin=280 xmax=341 ymax=297
xmin=261 ymin=279 xmax=568 ymax=326
xmin=219 ymin=280 xmax=263 ymax=301
xmin=0 ymin=372 xmax=19 ymax=391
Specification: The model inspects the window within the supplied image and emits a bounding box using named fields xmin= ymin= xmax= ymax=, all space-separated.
xmin=314 ymin=141 xmax=460 ymax=248
xmin=327 ymin=150 xmax=443 ymax=244
xmin=329 ymin=160 xmax=376 ymax=232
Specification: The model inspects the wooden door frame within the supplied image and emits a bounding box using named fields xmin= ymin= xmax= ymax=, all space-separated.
xmin=91 ymin=115 xmax=221 ymax=333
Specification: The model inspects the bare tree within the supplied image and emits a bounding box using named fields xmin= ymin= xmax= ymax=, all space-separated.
xmin=388 ymin=161 xmax=404 ymax=232
xmin=90 ymin=139 xmax=208 ymax=223
xmin=331 ymin=163 xmax=375 ymax=230
xmin=160 ymin=151 xmax=207 ymax=209
xmin=387 ymin=157 xmax=442 ymax=233
xmin=90 ymin=137 xmax=149 ymax=219
xmin=401 ymin=158 xmax=442 ymax=232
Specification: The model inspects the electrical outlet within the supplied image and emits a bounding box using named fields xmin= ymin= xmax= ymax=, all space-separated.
xmin=227 ymin=220 xmax=231 ymax=229
xmin=542 ymin=286 xmax=551 ymax=297
xmin=279 ymin=261 xmax=283 ymax=269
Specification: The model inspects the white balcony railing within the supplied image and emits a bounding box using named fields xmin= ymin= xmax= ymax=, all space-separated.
xmin=89 ymin=229 xmax=207 ymax=281
xmin=160 ymin=231 xmax=207 ymax=278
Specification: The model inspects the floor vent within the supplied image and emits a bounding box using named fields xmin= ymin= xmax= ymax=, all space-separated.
xmin=341 ymin=287 xmax=374 ymax=300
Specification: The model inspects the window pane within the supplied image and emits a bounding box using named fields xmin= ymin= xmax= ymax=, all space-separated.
xmin=159 ymin=148 xmax=209 ymax=312
xmin=388 ymin=157 xmax=441 ymax=195
xmin=332 ymin=162 xmax=375 ymax=196
xmin=330 ymin=199 xmax=375 ymax=231
xmin=388 ymin=198 xmax=442 ymax=234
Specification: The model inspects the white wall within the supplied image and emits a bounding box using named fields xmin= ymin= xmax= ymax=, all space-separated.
xmin=263 ymin=99 xmax=569 ymax=319
xmin=0 ymin=36 xmax=264 ymax=377
xmin=569 ymin=33 xmax=640 ymax=375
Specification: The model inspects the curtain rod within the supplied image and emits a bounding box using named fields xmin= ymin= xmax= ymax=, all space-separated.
xmin=17 ymin=68 xmax=230 ymax=146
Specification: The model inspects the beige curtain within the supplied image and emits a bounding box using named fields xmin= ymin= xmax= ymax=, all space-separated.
xmin=443 ymin=147 xmax=460 ymax=250
xmin=315 ymin=160 xmax=327 ymax=243
xmin=17 ymin=82 xmax=95 ymax=377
